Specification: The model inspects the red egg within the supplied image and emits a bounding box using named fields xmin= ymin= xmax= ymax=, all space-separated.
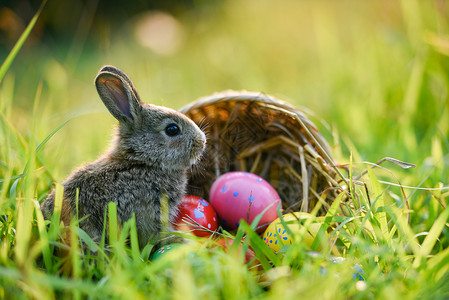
xmin=173 ymin=195 xmax=218 ymax=237
xmin=209 ymin=171 xmax=282 ymax=231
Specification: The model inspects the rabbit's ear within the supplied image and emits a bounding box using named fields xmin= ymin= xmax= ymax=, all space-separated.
xmin=98 ymin=65 xmax=141 ymax=102
xmin=95 ymin=69 xmax=142 ymax=124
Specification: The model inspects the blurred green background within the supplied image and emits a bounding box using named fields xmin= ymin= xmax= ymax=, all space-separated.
xmin=1 ymin=0 xmax=448 ymax=187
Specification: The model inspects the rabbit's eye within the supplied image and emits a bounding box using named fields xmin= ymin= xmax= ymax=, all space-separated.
xmin=165 ymin=123 xmax=180 ymax=137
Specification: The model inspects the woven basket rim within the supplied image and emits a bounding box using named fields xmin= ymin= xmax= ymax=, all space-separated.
xmin=180 ymin=90 xmax=301 ymax=115
xmin=179 ymin=90 xmax=339 ymax=171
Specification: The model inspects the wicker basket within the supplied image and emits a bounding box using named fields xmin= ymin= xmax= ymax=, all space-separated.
xmin=179 ymin=91 xmax=344 ymax=215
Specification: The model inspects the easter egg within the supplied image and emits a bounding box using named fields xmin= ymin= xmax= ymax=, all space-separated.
xmin=151 ymin=243 xmax=181 ymax=260
xmin=209 ymin=172 xmax=282 ymax=231
xmin=262 ymin=212 xmax=325 ymax=252
xmin=173 ymin=195 xmax=218 ymax=237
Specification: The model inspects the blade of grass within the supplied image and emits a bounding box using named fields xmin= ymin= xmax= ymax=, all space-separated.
xmin=384 ymin=205 xmax=421 ymax=259
xmin=160 ymin=193 xmax=169 ymax=241
xmin=70 ymin=220 xmax=82 ymax=290
xmin=108 ymin=202 xmax=118 ymax=245
xmin=415 ymin=205 xmax=449 ymax=265
xmin=14 ymin=146 xmax=36 ymax=266
xmin=366 ymin=168 xmax=389 ymax=242
xmin=128 ymin=214 xmax=141 ymax=261
xmin=425 ymin=246 xmax=449 ymax=282
xmin=76 ymin=228 xmax=99 ymax=253
xmin=0 ymin=0 xmax=48 ymax=83
xmin=35 ymin=121 xmax=70 ymax=155
xmin=239 ymin=221 xmax=280 ymax=269
xmin=311 ymin=191 xmax=345 ymax=253
xmin=33 ymin=200 xmax=53 ymax=271
xmin=51 ymin=184 xmax=64 ymax=225
xmin=97 ymin=211 xmax=109 ymax=273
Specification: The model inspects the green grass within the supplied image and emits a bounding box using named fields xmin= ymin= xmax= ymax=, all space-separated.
xmin=1 ymin=0 xmax=449 ymax=299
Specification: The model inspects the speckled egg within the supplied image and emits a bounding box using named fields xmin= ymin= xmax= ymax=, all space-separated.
xmin=209 ymin=171 xmax=282 ymax=231
xmin=151 ymin=243 xmax=181 ymax=260
xmin=173 ymin=195 xmax=218 ymax=237
xmin=263 ymin=212 xmax=327 ymax=252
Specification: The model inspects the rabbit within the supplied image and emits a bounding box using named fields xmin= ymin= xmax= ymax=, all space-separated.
xmin=41 ymin=65 xmax=207 ymax=249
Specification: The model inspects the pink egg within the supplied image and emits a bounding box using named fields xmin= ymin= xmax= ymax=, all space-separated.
xmin=209 ymin=171 xmax=282 ymax=231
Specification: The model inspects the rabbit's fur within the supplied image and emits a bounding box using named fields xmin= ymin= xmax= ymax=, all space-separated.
xmin=41 ymin=65 xmax=206 ymax=248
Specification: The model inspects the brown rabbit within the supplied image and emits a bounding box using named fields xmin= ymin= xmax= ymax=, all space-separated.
xmin=41 ymin=65 xmax=206 ymax=248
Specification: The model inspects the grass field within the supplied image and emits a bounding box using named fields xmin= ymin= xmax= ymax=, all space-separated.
xmin=1 ymin=0 xmax=449 ymax=299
